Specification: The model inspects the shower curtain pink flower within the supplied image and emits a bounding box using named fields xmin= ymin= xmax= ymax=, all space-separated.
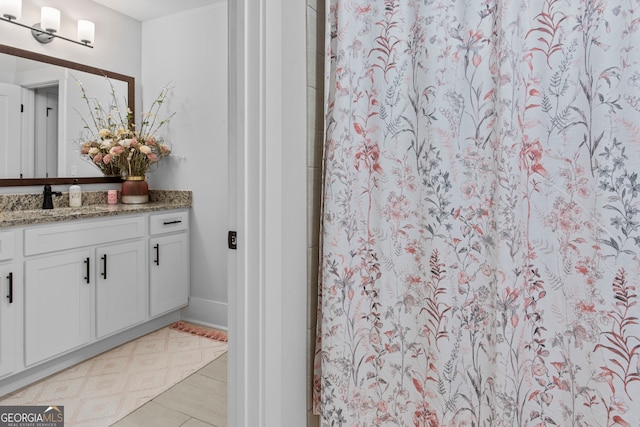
xmin=314 ymin=0 xmax=640 ymax=425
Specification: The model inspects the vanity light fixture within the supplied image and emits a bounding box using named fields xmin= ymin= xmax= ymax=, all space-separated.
xmin=0 ymin=1 xmax=94 ymax=48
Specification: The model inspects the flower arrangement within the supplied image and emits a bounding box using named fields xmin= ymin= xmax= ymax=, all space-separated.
xmin=77 ymin=78 xmax=174 ymax=178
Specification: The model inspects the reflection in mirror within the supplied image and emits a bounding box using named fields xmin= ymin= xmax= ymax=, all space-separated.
xmin=0 ymin=56 xmax=127 ymax=178
xmin=0 ymin=44 xmax=134 ymax=186
xmin=66 ymin=71 xmax=128 ymax=178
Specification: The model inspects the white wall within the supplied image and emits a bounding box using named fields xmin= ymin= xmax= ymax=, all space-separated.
xmin=142 ymin=2 xmax=229 ymax=329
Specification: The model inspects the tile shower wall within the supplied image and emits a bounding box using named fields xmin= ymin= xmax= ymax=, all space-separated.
xmin=307 ymin=0 xmax=324 ymax=426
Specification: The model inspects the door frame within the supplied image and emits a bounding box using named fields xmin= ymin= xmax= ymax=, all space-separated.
xmin=228 ymin=0 xmax=308 ymax=425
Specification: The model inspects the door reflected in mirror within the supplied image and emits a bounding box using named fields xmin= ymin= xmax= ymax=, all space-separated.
xmin=33 ymin=85 xmax=58 ymax=178
xmin=0 ymin=55 xmax=128 ymax=179
xmin=0 ymin=44 xmax=134 ymax=186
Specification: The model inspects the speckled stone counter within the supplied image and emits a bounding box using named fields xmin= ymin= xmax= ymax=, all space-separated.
xmin=0 ymin=190 xmax=192 ymax=228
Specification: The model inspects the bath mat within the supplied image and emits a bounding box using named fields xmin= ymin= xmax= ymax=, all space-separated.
xmin=0 ymin=326 xmax=227 ymax=427
xmin=169 ymin=321 xmax=228 ymax=342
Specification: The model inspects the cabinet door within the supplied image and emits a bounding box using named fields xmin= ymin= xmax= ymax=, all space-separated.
xmin=149 ymin=233 xmax=189 ymax=317
xmin=24 ymin=250 xmax=92 ymax=366
xmin=0 ymin=264 xmax=18 ymax=378
xmin=96 ymin=240 xmax=146 ymax=338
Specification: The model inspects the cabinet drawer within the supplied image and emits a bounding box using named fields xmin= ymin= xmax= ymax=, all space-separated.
xmin=149 ymin=210 xmax=189 ymax=235
xmin=25 ymin=215 xmax=145 ymax=256
xmin=0 ymin=231 xmax=15 ymax=261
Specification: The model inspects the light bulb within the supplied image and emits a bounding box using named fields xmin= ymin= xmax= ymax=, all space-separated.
xmin=77 ymin=20 xmax=94 ymax=44
xmin=0 ymin=0 xmax=21 ymax=20
xmin=41 ymin=7 xmax=60 ymax=33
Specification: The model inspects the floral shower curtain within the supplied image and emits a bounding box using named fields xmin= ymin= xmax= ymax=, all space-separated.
xmin=314 ymin=0 xmax=640 ymax=425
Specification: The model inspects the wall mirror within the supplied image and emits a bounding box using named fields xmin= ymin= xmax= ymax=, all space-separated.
xmin=0 ymin=44 xmax=134 ymax=186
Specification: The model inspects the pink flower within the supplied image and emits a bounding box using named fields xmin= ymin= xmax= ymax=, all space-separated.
xmin=480 ymin=264 xmax=491 ymax=276
xmin=511 ymin=314 xmax=519 ymax=327
xmin=407 ymin=275 xmax=422 ymax=285
xmin=541 ymin=392 xmax=553 ymax=405
xmin=103 ymin=154 xmax=113 ymax=164
xmin=457 ymin=271 xmax=469 ymax=284
xmin=577 ymin=186 xmax=590 ymax=198
xmin=93 ymin=153 xmax=103 ymax=163
xmin=369 ymin=331 xmax=380 ymax=344
xmin=577 ymin=300 xmax=595 ymax=313
xmin=110 ymin=145 xmax=124 ymax=156
xmin=147 ymin=153 xmax=157 ymax=162
xmin=595 ymin=368 xmax=615 ymax=394
xmin=532 ymin=363 xmax=547 ymax=377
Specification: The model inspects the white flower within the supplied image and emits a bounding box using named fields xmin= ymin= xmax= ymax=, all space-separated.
xmin=98 ymin=129 xmax=110 ymax=138
xmin=121 ymin=138 xmax=133 ymax=148
xmin=89 ymin=147 xmax=99 ymax=155
xmin=100 ymin=139 xmax=113 ymax=149
xmin=139 ymin=145 xmax=152 ymax=154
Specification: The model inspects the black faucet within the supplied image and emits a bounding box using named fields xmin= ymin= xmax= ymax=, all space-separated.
xmin=43 ymin=185 xmax=62 ymax=209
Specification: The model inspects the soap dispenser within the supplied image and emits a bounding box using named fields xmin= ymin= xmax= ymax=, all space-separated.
xmin=69 ymin=179 xmax=82 ymax=207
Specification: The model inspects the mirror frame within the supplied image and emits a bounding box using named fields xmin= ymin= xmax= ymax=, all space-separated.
xmin=0 ymin=44 xmax=135 ymax=186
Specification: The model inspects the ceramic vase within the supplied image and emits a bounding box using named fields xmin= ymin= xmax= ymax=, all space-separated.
xmin=121 ymin=176 xmax=149 ymax=204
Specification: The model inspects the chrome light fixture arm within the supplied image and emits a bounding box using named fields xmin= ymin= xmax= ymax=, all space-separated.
xmin=0 ymin=15 xmax=94 ymax=48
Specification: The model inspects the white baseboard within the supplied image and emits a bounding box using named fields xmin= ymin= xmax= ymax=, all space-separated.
xmin=181 ymin=297 xmax=228 ymax=331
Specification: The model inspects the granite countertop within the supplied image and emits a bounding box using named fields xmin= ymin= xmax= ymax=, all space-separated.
xmin=0 ymin=190 xmax=192 ymax=228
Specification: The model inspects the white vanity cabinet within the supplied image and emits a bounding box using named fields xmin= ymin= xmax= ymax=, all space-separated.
xmin=0 ymin=203 xmax=192 ymax=396
xmin=23 ymin=215 xmax=146 ymax=366
xmin=95 ymin=240 xmax=146 ymax=338
xmin=149 ymin=211 xmax=189 ymax=317
xmin=24 ymin=249 xmax=93 ymax=366
xmin=0 ymin=231 xmax=19 ymax=378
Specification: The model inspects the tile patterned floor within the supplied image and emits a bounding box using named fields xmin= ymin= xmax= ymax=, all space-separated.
xmin=111 ymin=352 xmax=227 ymax=427
xmin=0 ymin=327 xmax=227 ymax=427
